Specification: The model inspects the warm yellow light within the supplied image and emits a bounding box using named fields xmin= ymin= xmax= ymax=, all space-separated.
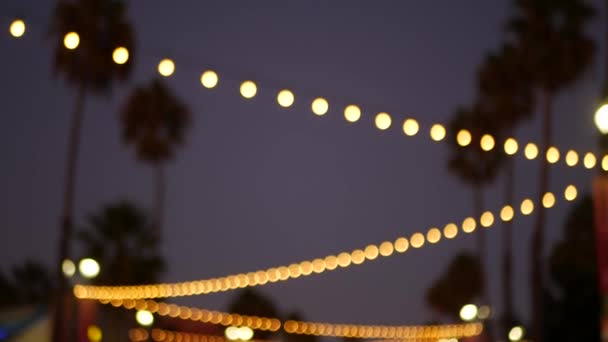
xmin=508 ymin=326 xmax=524 ymax=341
xmin=344 ymin=105 xmax=361 ymax=122
xmin=112 ymin=47 xmax=129 ymax=64
xmin=63 ymin=32 xmax=80 ymax=50
xmin=240 ymin=81 xmax=257 ymax=99
xmin=78 ymin=258 xmax=100 ymax=279
xmin=87 ymin=325 xmax=102 ymax=342
xmin=504 ymin=138 xmax=519 ymax=155
xmin=520 ymin=199 xmax=534 ymax=215
xmin=312 ymin=98 xmax=329 ymax=115
xmin=375 ymin=112 xmax=392 ymax=130
xmin=456 ymin=129 xmax=472 ymax=147
xmin=480 ymin=211 xmax=494 ymax=228
xmin=603 ymin=155 xmax=608 ymax=171
xmin=426 ymin=228 xmax=441 ymax=244
xmin=379 ymin=241 xmax=394 ymax=257
xmin=546 ymin=146 xmax=560 ymax=163
xmin=136 ymin=310 xmax=154 ymax=326
xmin=238 ymin=326 xmax=254 ymax=341
xmin=9 ymin=19 xmax=25 ymax=38
xmin=565 ymin=150 xmax=579 ymax=167
xmin=62 ymin=259 xmax=76 ymax=277
xmin=337 ymin=252 xmax=352 ymax=267
xmin=430 ymin=124 xmax=446 ymax=141
xmin=596 ymin=104 xmax=608 ymax=134
xmin=542 ymin=192 xmax=556 ymax=208
xmin=477 ymin=305 xmax=491 ymax=320
xmin=500 ymin=205 xmax=514 ymax=222
xmin=351 ymin=250 xmax=365 ymax=265
xmin=277 ymin=89 xmax=294 ymax=107
xmin=394 ymin=237 xmax=409 ymax=253
xmin=459 ymin=304 xmax=478 ymax=322
xmin=364 ymin=245 xmax=379 ymax=260
xmin=158 ymin=59 xmax=175 ymax=77
xmin=462 ymin=217 xmax=476 ymax=233
xmin=524 ymin=143 xmax=538 ymax=159
xmin=564 ymin=185 xmax=578 ymax=201
xmin=480 ymin=134 xmax=495 ymax=151
xmin=402 ymin=119 xmax=419 ymax=136
xmin=225 ymin=326 xmax=240 ymax=341
xmin=443 ymin=223 xmax=458 ymax=239
xmin=584 ymin=152 xmax=597 ymax=169
xmin=410 ymin=233 xmax=425 ymax=248
xmin=200 ymin=70 xmax=219 ymax=89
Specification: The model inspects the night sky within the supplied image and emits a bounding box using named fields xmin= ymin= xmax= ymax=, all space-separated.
xmin=1 ymin=0 xmax=605 ymax=327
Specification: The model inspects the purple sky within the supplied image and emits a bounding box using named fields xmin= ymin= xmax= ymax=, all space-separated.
xmin=0 ymin=0 xmax=604 ymax=327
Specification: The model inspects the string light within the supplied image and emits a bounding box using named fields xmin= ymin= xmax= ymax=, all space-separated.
xmin=430 ymin=124 xmax=446 ymax=141
xmin=564 ymin=184 xmax=578 ymax=201
xmin=480 ymin=211 xmax=494 ymax=228
xmin=456 ymin=129 xmax=472 ymax=147
xmin=402 ymin=119 xmax=419 ymax=136
xmin=546 ymin=146 xmax=560 ymax=164
xmin=520 ymin=199 xmax=534 ymax=215
xmin=426 ymin=228 xmax=441 ymax=244
xmin=9 ymin=19 xmax=26 ymax=38
xmin=565 ymin=150 xmax=579 ymax=167
xmin=158 ymin=59 xmax=175 ymax=77
xmin=112 ymin=47 xmax=129 ymax=64
xmin=480 ymin=134 xmax=495 ymax=151
xmin=443 ymin=223 xmax=458 ymax=239
xmin=344 ymin=105 xmax=361 ymax=123
xmin=410 ymin=233 xmax=425 ymax=248
xmin=504 ymin=138 xmax=518 ymax=155
xmin=375 ymin=112 xmax=392 ymax=130
xmin=277 ymin=89 xmax=295 ymax=108
xmin=542 ymin=192 xmax=556 ymax=208
xmin=461 ymin=217 xmax=476 ymax=233
xmin=500 ymin=205 xmax=514 ymax=222
xmin=311 ymin=98 xmax=329 ymax=115
xmin=584 ymin=152 xmax=597 ymax=169
xmin=201 ymin=70 xmax=219 ymax=89
xmin=240 ymin=81 xmax=257 ymax=99
xmin=63 ymin=32 xmax=80 ymax=50
xmin=524 ymin=143 xmax=539 ymax=160
xmin=603 ymin=155 xmax=608 ymax=171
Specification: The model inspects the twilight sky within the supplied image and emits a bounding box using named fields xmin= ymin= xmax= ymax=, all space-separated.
xmin=0 ymin=0 xmax=605 ymax=328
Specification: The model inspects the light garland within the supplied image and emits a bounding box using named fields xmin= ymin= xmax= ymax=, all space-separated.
xmin=73 ymin=183 xmax=579 ymax=301
xmin=110 ymin=299 xmax=482 ymax=340
xmin=129 ymin=328 xmax=276 ymax=342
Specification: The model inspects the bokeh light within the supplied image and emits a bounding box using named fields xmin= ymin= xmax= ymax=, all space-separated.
xmin=520 ymin=199 xmax=534 ymax=215
xmin=394 ymin=237 xmax=409 ymax=253
xmin=426 ymin=228 xmax=441 ymax=244
xmin=603 ymin=155 xmax=608 ymax=171
xmin=78 ymin=258 xmax=100 ymax=279
xmin=480 ymin=211 xmax=494 ymax=228
xmin=443 ymin=223 xmax=458 ymax=239
xmin=136 ymin=310 xmax=154 ymax=326
xmin=480 ymin=134 xmax=495 ymax=151
xmin=546 ymin=146 xmax=560 ymax=163
xmin=277 ymin=89 xmax=295 ymax=107
xmin=430 ymin=124 xmax=446 ymax=141
xmin=9 ymin=19 xmax=25 ymax=38
xmin=62 ymin=259 xmax=75 ymax=277
xmin=112 ymin=47 xmax=129 ymax=64
xmin=595 ymin=104 xmax=608 ymax=134
xmin=584 ymin=152 xmax=597 ymax=169
xmin=410 ymin=233 xmax=425 ymax=248
xmin=200 ymin=70 xmax=219 ymax=88
xmin=87 ymin=325 xmax=102 ymax=342
xmin=63 ymin=32 xmax=80 ymax=50
xmin=344 ymin=105 xmax=361 ymax=122
xmin=402 ymin=118 xmax=419 ymax=136
xmin=375 ymin=112 xmax=392 ymax=130
xmin=504 ymin=138 xmax=518 ymax=155
xmin=311 ymin=98 xmax=329 ymax=115
xmin=565 ymin=150 xmax=579 ymax=167
xmin=240 ymin=81 xmax=257 ymax=99
xmin=524 ymin=143 xmax=538 ymax=160
xmin=459 ymin=304 xmax=478 ymax=322
xmin=542 ymin=192 xmax=555 ymax=208
xmin=508 ymin=326 xmax=524 ymax=341
xmin=564 ymin=185 xmax=578 ymax=201
xmin=456 ymin=129 xmax=472 ymax=146
xmin=462 ymin=217 xmax=476 ymax=233
xmin=500 ymin=205 xmax=514 ymax=222
xmin=158 ymin=59 xmax=175 ymax=77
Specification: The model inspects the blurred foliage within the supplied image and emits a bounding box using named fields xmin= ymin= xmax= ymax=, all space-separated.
xmin=0 ymin=260 xmax=53 ymax=308
xmin=228 ymin=289 xmax=281 ymax=339
xmin=285 ymin=312 xmax=318 ymax=342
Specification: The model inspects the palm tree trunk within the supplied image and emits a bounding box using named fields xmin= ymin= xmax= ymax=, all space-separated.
xmin=53 ymin=84 xmax=86 ymax=342
xmin=531 ymin=89 xmax=552 ymax=342
xmin=154 ymin=164 xmax=166 ymax=239
xmin=502 ymin=158 xmax=515 ymax=337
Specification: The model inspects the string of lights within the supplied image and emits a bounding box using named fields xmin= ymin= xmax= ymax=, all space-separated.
xmin=129 ymin=328 xmax=276 ymax=342
xmin=73 ymin=183 xmax=580 ymax=301
xmin=4 ymin=16 xmax=608 ymax=173
xmin=109 ymin=298 xmax=482 ymax=340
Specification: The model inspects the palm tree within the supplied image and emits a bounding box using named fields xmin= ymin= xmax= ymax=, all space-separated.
xmin=50 ymin=1 xmax=134 ymax=340
xmin=228 ymin=289 xmax=281 ymax=340
xmin=120 ymin=79 xmax=190 ymax=237
xmin=77 ymin=201 xmax=165 ymax=341
xmin=477 ymin=44 xmax=534 ymax=337
xmin=508 ymin=1 xmax=596 ymax=338
xmin=446 ymin=105 xmax=504 ymax=304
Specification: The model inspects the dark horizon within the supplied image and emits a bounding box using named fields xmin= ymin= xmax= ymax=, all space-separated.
xmin=0 ymin=0 xmax=604 ymax=328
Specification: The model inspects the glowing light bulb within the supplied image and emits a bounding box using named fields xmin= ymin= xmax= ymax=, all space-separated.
xmin=62 ymin=259 xmax=76 ymax=277
xmin=200 ymin=70 xmax=219 ymax=88
xmin=443 ymin=223 xmax=458 ymax=239
xmin=410 ymin=233 xmax=425 ymax=248
xmin=595 ymin=104 xmax=608 ymax=134
xmin=277 ymin=89 xmax=294 ymax=107
xmin=87 ymin=325 xmax=102 ymax=342
xmin=112 ymin=47 xmax=129 ymax=64
xmin=565 ymin=150 xmax=579 ymax=167
xmin=508 ymin=326 xmax=524 ymax=341
xmin=462 ymin=217 xmax=476 ymax=233
xmin=402 ymin=118 xmax=419 ymax=136
xmin=344 ymin=105 xmax=361 ymax=122
xmin=312 ymin=98 xmax=329 ymax=115
xmin=520 ymin=199 xmax=534 ymax=215
xmin=480 ymin=134 xmax=495 ymax=151
xmin=504 ymin=138 xmax=519 ymax=155
xmin=136 ymin=310 xmax=154 ymax=326
xmin=542 ymin=192 xmax=555 ymax=208
xmin=546 ymin=146 xmax=560 ymax=163
xmin=456 ymin=129 xmax=472 ymax=146
xmin=430 ymin=124 xmax=446 ymax=141
xmin=459 ymin=304 xmax=478 ymax=322
xmin=375 ymin=112 xmax=392 ymax=130
xmin=63 ymin=32 xmax=80 ymax=49
xmin=394 ymin=237 xmax=409 ymax=252
xmin=564 ymin=185 xmax=578 ymax=201
xmin=603 ymin=155 xmax=608 ymax=171
xmin=158 ymin=59 xmax=175 ymax=77
xmin=584 ymin=152 xmax=597 ymax=169
xmin=379 ymin=241 xmax=394 ymax=257
xmin=240 ymin=81 xmax=257 ymax=99
xmin=500 ymin=205 xmax=514 ymax=222
xmin=9 ymin=19 xmax=25 ymax=38
xmin=480 ymin=211 xmax=494 ymax=228
xmin=427 ymin=228 xmax=441 ymax=244
xmin=78 ymin=258 xmax=100 ymax=278
xmin=524 ymin=143 xmax=538 ymax=159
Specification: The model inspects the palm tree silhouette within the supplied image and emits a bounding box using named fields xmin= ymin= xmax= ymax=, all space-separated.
xmin=120 ymin=79 xmax=191 ymax=237
xmin=49 ymin=1 xmax=134 ymax=340
xmin=508 ymin=1 xmax=596 ymax=338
